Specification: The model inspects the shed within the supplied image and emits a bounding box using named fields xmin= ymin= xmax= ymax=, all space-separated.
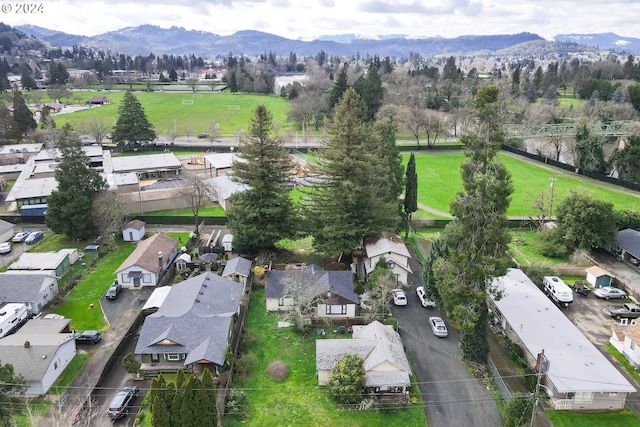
xmin=58 ymin=248 xmax=79 ymax=265
xmin=585 ymin=266 xmax=612 ymax=288
xmin=222 ymin=234 xmax=233 ymax=252
xmin=0 ymin=219 xmax=14 ymax=243
xmin=122 ymin=219 xmax=146 ymax=242
xmin=9 ymin=252 xmax=71 ymax=277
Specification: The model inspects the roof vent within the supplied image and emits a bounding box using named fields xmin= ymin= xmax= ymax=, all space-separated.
xmin=199 ymin=291 xmax=204 ymax=295
xmin=195 ymin=299 xmax=200 ymax=303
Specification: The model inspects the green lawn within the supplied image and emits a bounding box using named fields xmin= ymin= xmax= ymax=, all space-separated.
xmin=406 ymin=152 xmax=640 ymax=217
xmin=54 ymin=91 xmax=292 ymax=137
xmin=224 ymin=287 xmax=427 ymax=426
xmin=545 ymin=407 xmax=640 ymax=426
xmin=54 ymin=243 xmax=136 ymax=331
xmin=144 ymin=205 xmax=226 ymax=217
xmin=509 ymin=229 xmax=568 ymax=266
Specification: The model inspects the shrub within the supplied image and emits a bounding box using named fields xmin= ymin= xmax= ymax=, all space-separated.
xmin=226 ymin=389 xmax=248 ymax=420
xmin=524 ymin=263 xmax=556 ymax=289
xmin=538 ymin=228 xmax=571 ymax=258
xmin=503 ymin=392 xmax=533 ymax=427
xmin=266 ymin=360 xmax=290 ymax=381
xmin=328 ymin=354 xmax=366 ymax=405
xmin=570 ymin=248 xmax=592 ymax=267
xmin=235 ymin=353 xmax=256 ymax=378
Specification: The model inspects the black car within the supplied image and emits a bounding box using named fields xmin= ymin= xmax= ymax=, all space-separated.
xmin=75 ymin=330 xmax=102 ymax=345
xmin=197 ymin=132 xmax=210 ymax=139
xmin=105 ymin=282 xmax=121 ymax=300
xmin=106 ymin=385 xmax=139 ymax=420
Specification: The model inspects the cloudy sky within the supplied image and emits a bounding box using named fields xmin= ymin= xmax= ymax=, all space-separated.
xmin=4 ymin=0 xmax=640 ymax=40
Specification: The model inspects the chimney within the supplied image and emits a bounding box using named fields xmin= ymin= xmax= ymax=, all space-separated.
xmin=24 ymin=341 xmax=30 ymax=349
xmin=158 ymin=251 xmax=163 ymax=269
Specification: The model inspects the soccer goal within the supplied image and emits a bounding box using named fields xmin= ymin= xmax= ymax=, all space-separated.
xmin=182 ymin=99 xmax=194 ymax=105
xmin=227 ymin=104 xmax=240 ymax=110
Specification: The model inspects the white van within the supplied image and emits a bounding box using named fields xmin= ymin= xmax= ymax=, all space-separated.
xmin=543 ymin=276 xmax=573 ymax=308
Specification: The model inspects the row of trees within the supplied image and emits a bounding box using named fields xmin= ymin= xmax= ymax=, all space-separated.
xmin=147 ymin=370 xmax=217 ymax=427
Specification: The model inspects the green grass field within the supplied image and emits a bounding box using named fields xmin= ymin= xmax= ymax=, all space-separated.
xmin=224 ymin=287 xmax=427 ymax=427
xmin=54 ymin=91 xmax=292 ymax=137
xmin=407 ymin=152 xmax=640 ymax=217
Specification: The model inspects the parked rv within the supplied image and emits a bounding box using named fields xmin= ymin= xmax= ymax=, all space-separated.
xmin=0 ymin=303 xmax=29 ymax=338
xmin=543 ymin=276 xmax=573 ymax=309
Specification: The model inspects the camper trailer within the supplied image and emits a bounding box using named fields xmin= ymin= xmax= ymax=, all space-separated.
xmin=543 ymin=276 xmax=573 ymax=309
xmin=0 ymin=303 xmax=29 ymax=338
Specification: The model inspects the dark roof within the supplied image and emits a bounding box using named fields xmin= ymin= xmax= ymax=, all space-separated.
xmin=134 ymin=272 xmax=243 ymax=366
xmin=617 ymin=229 xmax=640 ymax=259
xmin=265 ymin=264 xmax=358 ymax=303
xmin=0 ymin=273 xmax=54 ymax=303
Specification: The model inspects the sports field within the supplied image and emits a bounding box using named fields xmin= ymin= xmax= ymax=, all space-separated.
xmin=407 ymin=152 xmax=640 ymax=217
xmin=54 ymin=91 xmax=291 ymax=136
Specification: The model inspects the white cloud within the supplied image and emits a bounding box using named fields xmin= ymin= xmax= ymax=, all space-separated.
xmin=2 ymin=0 xmax=639 ymax=41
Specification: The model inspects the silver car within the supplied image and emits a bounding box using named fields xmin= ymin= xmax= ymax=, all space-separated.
xmin=594 ymin=286 xmax=627 ymax=300
xmin=429 ymin=316 xmax=448 ymax=337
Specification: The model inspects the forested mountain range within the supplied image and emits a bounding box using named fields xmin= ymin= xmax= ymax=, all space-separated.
xmin=14 ymin=24 xmax=545 ymax=57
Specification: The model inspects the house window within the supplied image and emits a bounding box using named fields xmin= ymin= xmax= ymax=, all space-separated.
xmin=279 ymin=297 xmax=294 ymax=307
xmin=574 ymin=392 xmax=593 ymax=403
xmin=326 ymin=305 xmax=347 ymax=315
xmin=165 ymin=354 xmax=181 ymax=361
xmin=609 ymin=392 xmax=618 ymax=397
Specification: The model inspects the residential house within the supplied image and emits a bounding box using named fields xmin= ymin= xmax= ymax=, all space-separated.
xmin=222 ymin=256 xmax=252 ymax=287
xmin=86 ymin=96 xmax=111 ymax=105
xmin=0 ymin=219 xmax=15 ymax=243
xmin=316 ymin=320 xmax=411 ymax=401
xmin=266 ymin=264 xmax=359 ymax=319
xmin=134 ymin=272 xmax=243 ymax=373
xmin=490 ymin=268 xmax=635 ymax=411
xmin=115 ymin=233 xmax=179 ymax=288
xmin=613 ymin=228 xmax=640 ymax=265
xmin=0 ymin=317 xmax=76 ymax=395
xmin=585 ymin=266 xmax=612 ymax=288
xmin=0 ymin=273 xmax=59 ymax=316
xmin=353 ymin=232 xmax=412 ymax=285
xmin=9 ymin=251 xmax=72 ymax=277
xmin=122 ymin=219 xmax=146 ymax=242
xmin=610 ymin=322 xmax=640 ymax=368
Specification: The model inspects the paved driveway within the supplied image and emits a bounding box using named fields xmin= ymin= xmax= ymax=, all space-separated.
xmin=392 ymin=248 xmax=502 ymax=427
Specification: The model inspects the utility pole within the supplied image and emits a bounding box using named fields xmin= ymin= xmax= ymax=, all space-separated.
xmin=530 ymin=349 xmax=545 ymax=427
xmin=549 ymin=177 xmax=556 ymax=221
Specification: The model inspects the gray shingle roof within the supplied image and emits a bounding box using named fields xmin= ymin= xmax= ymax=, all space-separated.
xmin=0 ymin=273 xmax=53 ymax=303
xmin=222 ymin=257 xmax=252 ymax=278
xmin=134 ymin=272 xmax=243 ymax=366
xmin=265 ymin=265 xmax=358 ymax=303
xmin=617 ymin=228 xmax=640 ymax=259
xmin=363 ymin=232 xmax=411 ymax=259
xmin=0 ymin=333 xmax=75 ymax=381
xmin=316 ymin=321 xmax=411 ymax=387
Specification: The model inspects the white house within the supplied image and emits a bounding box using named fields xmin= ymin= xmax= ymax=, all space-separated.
xmin=0 ymin=273 xmax=59 ymax=316
xmin=490 ymin=268 xmax=636 ymax=411
xmin=316 ymin=321 xmax=411 ymax=401
xmin=0 ymin=317 xmax=76 ymax=395
xmin=610 ymin=322 xmax=640 ymax=368
xmin=122 ymin=219 xmax=146 ymax=242
xmin=115 ymin=233 xmax=179 ymax=288
xmin=353 ymin=232 xmax=412 ymax=285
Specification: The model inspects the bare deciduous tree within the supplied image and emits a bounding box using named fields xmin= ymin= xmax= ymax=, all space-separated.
xmin=279 ymin=267 xmax=328 ymax=332
xmin=92 ymin=190 xmax=129 ymax=236
xmin=82 ymin=117 xmax=111 ymax=145
xmin=178 ymin=171 xmax=215 ymax=232
xmin=208 ymin=121 xmax=221 ymax=144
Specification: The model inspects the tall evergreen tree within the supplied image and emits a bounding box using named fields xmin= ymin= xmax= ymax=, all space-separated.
xmin=45 ymin=124 xmax=107 ymax=240
xmin=11 ymin=87 xmax=36 ymax=139
xmin=329 ymin=66 xmax=349 ymax=108
xmin=404 ymin=152 xmax=418 ymax=238
xmin=19 ymin=60 xmax=37 ymax=90
xmin=112 ymin=90 xmax=156 ymax=151
xmin=194 ymin=368 xmax=217 ymax=426
xmin=575 ymin=123 xmax=606 ymax=173
xmin=304 ymin=88 xmax=401 ymax=255
xmin=352 ymin=64 xmax=384 ymax=121
xmin=433 ymin=86 xmax=513 ymax=364
xmin=374 ymin=120 xmax=404 ymax=216
xmin=226 ymin=105 xmax=296 ymax=251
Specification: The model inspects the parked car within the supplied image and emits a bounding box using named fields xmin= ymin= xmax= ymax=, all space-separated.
xmin=11 ymin=231 xmax=31 ymax=242
xmin=75 ymin=330 xmax=102 ymax=345
xmin=604 ymin=302 xmax=640 ymax=320
xmin=197 ymin=132 xmax=210 ymax=139
xmin=594 ymin=286 xmax=627 ymax=300
xmin=105 ymin=282 xmax=121 ymax=300
xmin=416 ymin=286 xmax=436 ymax=308
xmin=429 ymin=316 xmax=448 ymax=337
xmin=391 ymin=289 xmax=407 ymax=306
xmin=0 ymin=242 xmax=11 ymax=254
xmin=106 ymin=385 xmax=139 ymax=420
xmin=24 ymin=231 xmax=44 ymax=244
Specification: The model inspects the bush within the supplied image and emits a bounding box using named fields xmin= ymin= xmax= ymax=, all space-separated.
xmin=328 ymin=354 xmax=366 ymax=405
xmin=503 ymin=392 xmax=533 ymax=427
xmin=226 ymin=389 xmax=248 ymax=420
xmin=235 ymin=353 xmax=256 ymax=378
xmin=538 ymin=228 xmax=571 ymax=258
xmin=266 ymin=360 xmax=290 ymax=381
xmin=524 ymin=263 xmax=556 ymax=289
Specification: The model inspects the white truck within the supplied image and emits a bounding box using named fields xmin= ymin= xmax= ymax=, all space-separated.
xmin=0 ymin=303 xmax=29 ymax=338
xmin=543 ymin=276 xmax=573 ymax=309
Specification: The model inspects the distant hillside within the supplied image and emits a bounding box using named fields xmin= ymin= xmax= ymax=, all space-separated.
xmin=555 ymin=32 xmax=640 ymax=55
xmin=15 ymin=24 xmax=544 ymax=57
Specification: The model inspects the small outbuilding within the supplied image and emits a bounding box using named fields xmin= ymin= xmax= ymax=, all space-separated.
xmin=222 ymin=234 xmax=233 ymax=252
xmin=585 ymin=266 xmax=613 ymax=288
xmin=122 ymin=219 xmax=146 ymax=242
